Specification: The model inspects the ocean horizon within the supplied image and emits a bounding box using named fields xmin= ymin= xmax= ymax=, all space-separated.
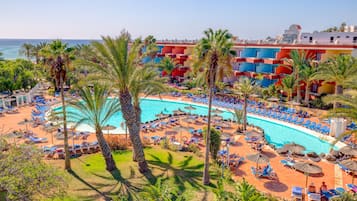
xmin=0 ymin=39 xmax=96 ymax=59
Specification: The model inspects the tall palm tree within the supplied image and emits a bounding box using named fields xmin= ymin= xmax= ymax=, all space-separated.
xmin=281 ymin=75 xmax=295 ymax=102
xmin=300 ymin=62 xmax=318 ymax=105
xmin=284 ymin=50 xmax=315 ymax=103
xmin=313 ymin=55 xmax=357 ymax=108
xmin=67 ymin=84 xmax=119 ymax=172
xmin=156 ymin=57 xmax=175 ymax=81
xmin=323 ymin=90 xmax=357 ymax=143
xmin=32 ymin=42 xmax=48 ymax=64
xmin=234 ymin=77 xmax=258 ymax=131
xmin=19 ymin=43 xmax=34 ymax=61
xmin=40 ymin=40 xmax=74 ymax=170
xmin=82 ymin=33 xmax=162 ymax=173
xmin=192 ymin=28 xmax=236 ymax=185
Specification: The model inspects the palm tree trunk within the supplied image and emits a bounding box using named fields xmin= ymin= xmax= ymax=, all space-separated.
xmin=304 ymin=82 xmax=310 ymax=105
xmin=243 ymin=96 xmax=247 ymax=131
xmin=60 ymin=76 xmax=71 ymax=170
xmin=334 ymin=84 xmax=343 ymax=108
xmin=133 ymin=104 xmax=142 ymax=162
xmin=203 ymin=82 xmax=213 ymax=185
xmin=203 ymin=54 xmax=217 ymax=185
xmin=96 ymin=127 xmax=117 ymax=172
xmin=119 ymin=90 xmax=148 ymax=173
xmin=295 ymin=70 xmax=301 ymax=103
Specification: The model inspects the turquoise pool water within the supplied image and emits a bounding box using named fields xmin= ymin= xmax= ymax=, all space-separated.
xmin=56 ymin=98 xmax=334 ymax=154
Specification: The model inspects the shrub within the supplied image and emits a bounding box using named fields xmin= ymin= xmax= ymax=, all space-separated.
xmin=187 ymin=143 xmax=200 ymax=153
xmin=160 ymin=138 xmax=169 ymax=149
xmin=168 ymin=143 xmax=180 ymax=152
xmin=105 ymin=136 xmax=129 ymax=151
xmin=202 ymin=127 xmax=221 ymax=160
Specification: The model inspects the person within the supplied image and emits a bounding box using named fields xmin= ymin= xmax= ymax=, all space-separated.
xmin=308 ymin=182 xmax=317 ymax=193
xmin=320 ymin=181 xmax=328 ymax=193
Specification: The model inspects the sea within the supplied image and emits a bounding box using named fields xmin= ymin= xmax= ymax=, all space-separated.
xmin=0 ymin=39 xmax=95 ymax=60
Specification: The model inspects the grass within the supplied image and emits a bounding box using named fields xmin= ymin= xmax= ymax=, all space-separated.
xmin=49 ymin=147 xmax=218 ymax=201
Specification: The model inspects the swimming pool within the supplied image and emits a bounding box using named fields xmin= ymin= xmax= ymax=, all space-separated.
xmin=55 ymin=98 xmax=336 ymax=154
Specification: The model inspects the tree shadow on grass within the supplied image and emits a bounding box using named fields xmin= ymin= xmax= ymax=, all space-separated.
xmin=68 ymin=170 xmax=111 ymax=200
xmin=88 ymin=167 xmax=141 ymax=200
xmin=147 ymin=152 xmax=205 ymax=193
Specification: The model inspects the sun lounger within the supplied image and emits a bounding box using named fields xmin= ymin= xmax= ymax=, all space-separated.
xmin=291 ymin=186 xmax=303 ymax=200
xmin=307 ymin=193 xmax=321 ymax=201
xmin=321 ymin=189 xmax=341 ymax=200
xmin=346 ymin=184 xmax=357 ymax=193
xmin=251 ymin=164 xmax=278 ymax=180
xmin=338 ymin=163 xmax=352 ymax=174
xmin=280 ymin=159 xmax=295 ymax=168
xmin=28 ymin=136 xmax=48 ymax=143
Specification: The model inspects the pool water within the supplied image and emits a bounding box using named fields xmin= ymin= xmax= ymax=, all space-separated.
xmin=55 ymin=98 xmax=334 ymax=154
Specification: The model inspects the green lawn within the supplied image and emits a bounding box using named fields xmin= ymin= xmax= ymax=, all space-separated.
xmin=49 ymin=147 xmax=217 ymax=201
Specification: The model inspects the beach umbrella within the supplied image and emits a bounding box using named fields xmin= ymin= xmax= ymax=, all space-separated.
xmin=220 ymin=132 xmax=231 ymax=142
xmin=339 ymin=146 xmax=357 ymax=157
xmin=245 ymin=130 xmax=264 ymax=138
xmin=246 ymin=153 xmax=269 ymax=168
xmin=173 ymin=108 xmax=185 ymax=115
xmin=212 ymin=114 xmax=223 ymax=121
xmin=293 ymin=162 xmax=322 ymax=190
xmin=155 ymin=112 xmax=169 ymax=119
xmin=212 ymin=108 xmax=224 ymax=114
xmin=165 ymin=130 xmax=178 ymax=136
xmin=103 ymin=125 xmax=116 ymax=136
xmin=340 ymin=160 xmax=357 ymax=184
xmin=267 ymin=97 xmax=280 ymax=102
xmin=173 ymin=125 xmax=191 ymax=143
xmin=214 ymin=121 xmax=230 ymax=129
xmin=182 ymin=117 xmax=196 ymax=124
xmin=184 ymin=105 xmax=196 ymax=111
xmin=283 ymin=143 xmax=305 ymax=154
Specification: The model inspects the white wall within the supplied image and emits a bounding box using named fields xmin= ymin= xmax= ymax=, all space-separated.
xmin=300 ymin=32 xmax=357 ymax=44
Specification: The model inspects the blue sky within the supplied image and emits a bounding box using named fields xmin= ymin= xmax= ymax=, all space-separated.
xmin=1 ymin=0 xmax=357 ymax=40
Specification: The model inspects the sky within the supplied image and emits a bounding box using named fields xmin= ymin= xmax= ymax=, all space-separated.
xmin=1 ymin=0 xmax=357 ymax=40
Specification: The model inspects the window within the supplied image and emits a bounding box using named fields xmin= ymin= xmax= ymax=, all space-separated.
xmin=346 ymin=36 xmax=350 ymax=38
xmin=330 ymin=37 xmax=334 ymax=43
xmin=337 ymin=36 xmax=340 ymax=38
xmin=309 ymin=37 xmax=313 ymax=43
xmin=303 ymin=36 xmax=307 ymax=38
xmin=353 ymin=37 xmax=357 ymax=43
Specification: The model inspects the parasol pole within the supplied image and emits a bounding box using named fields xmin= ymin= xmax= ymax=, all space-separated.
xmin=353 ymin=172 xmax=355 ymax=184
xmin=305 ymin=173 xmax=309 ymax=192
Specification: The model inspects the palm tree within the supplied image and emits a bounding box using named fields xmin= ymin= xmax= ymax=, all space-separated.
xmin=233 ymin=108 xmax=244 ymax=125
xmin=156 ymin=57 xmax=175 ymax=81
xmin=139 ymin=178 xmax=181 ymax=201
xmin=284 ymin=50 xmax=315 ymax=103
xmin=234 ymin=77 xmax=258 ymax=131
xmin=192 ymin=28 xmax=236 ymax=185
xmin=32 ymin=42 xmax=48 ymax=64
xmin=40 ymin=40 xmax=74 ymax=170
xmin=19 ymin=43 xmax=34 ymax=61
xmin=234 ymin=178 xmax=266 ymax=201
xmin=323 ymin=90 xmax=357 ymax=143
xmin=212 ymin=179 xmax=234 ymax=201
xmin=281 ymin=75 xmax=295 ymax=102
xmin=300 ymin=62 xmax=318 ymax=105
xmin=313 ymin=55 xmax=357 ymax=108
xmin=67 ymin=84 xmax=119 ymax=172
xmin=82 ymin=33 xmax=163 ymax=173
